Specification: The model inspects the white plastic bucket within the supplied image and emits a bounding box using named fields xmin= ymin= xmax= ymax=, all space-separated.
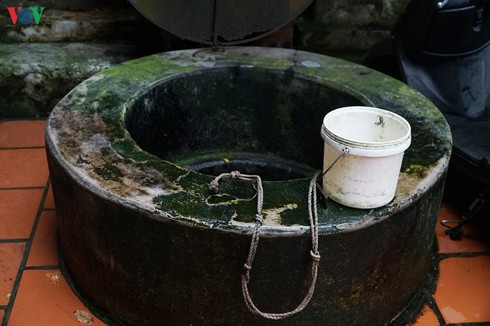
xmin=320 ymin=106 xmax=411 ymax=209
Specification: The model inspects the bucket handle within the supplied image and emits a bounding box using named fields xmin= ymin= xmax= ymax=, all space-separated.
xmin=318 ymin=147 xmax=350 ymax=181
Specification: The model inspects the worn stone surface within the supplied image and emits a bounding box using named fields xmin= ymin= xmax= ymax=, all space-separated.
xmin=46 ymin=47 xmax=451 ymax=325
xmin=0 ymin=43 xmax=162 ymax=119
xmin=0 ymin=1 xmax=161 ymax=119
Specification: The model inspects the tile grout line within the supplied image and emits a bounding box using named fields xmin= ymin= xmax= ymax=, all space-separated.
xmin=0 ymin=239 xmax=29 ymax=244
xmin=1 ymin=178 xmax=50 ymax=326
xmin=437 ymin=251 xmax=490 ymax=260
xmin=426 ymin=293 xmax=447 ymax=326
xmin=0 ymin=187 xmax=45 ymax=191
xmin=24 ymin=265 xmax=60 ymax=271
xmin=0 ymin=119 xmax=46 ymax=123
xmin=433 ymin=248 xmax=490 ymax=326
xmin=427 ymin=245 xmax=448 ymax=326
xmin=0 ymin=147 xmax=45 ymax=151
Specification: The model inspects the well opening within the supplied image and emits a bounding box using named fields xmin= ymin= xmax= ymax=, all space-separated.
xmin=125 ymin=67 xmax=364 ymax=180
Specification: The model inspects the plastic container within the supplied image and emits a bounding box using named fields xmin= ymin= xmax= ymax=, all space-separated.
xmin=321 ymin=106 xmax=411 ymax=209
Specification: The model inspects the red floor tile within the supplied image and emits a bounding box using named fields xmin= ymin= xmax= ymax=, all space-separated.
xmin=436 ymin=204 xmax=490 ymax=253
xmin=0 ymin=149 xmax=49 ymax=188
xmin=412 ymin=305 xmax=440 ymax=326
xmin=0 ymin=120 xmax=46 ymax=149
xmin=435 ymin=256 xmax=490 ymax=324
xmin=44 ymin=185 xmax=55 ymax=210
xmin=0 ymin=189 xmax=43 ymax=239
xmin=0 ymin=243 xmax=25 ymax=306
xmin=8 ymin=270 xmax=105 ymax=325
xmin=26 ymin=211 xmax=58 ymax=267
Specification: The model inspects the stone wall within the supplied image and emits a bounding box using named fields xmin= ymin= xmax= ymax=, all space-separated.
xmin=298 ymin=0 xmax=410 ymax=53
xmin=0 ymin=0 xmax=162 ymax=119
xmin=0 ymin=0 xmax=410 ymax=119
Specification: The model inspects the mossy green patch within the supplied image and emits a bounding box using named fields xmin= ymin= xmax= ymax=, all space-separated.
xmin=112 ymin=138 xmax=154 ymax=162
xmin=99 ymin=55 xmax=195 ymax=83
xmin=206 ymin=194 xmax=237 ymax=204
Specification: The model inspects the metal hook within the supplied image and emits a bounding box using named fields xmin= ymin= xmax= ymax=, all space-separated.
xmin=440 ymin=219 xmax=464 ymax=240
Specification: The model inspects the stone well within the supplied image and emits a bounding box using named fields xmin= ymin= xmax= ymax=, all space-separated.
xmin=46 ymin=47 xmax=451 ymax=325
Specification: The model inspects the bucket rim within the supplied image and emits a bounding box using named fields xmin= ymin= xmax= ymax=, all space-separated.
xmin=321 ymin=106 xmax=411 ymax=157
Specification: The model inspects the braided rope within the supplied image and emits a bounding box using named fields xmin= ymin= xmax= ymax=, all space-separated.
xmin=241 ymin=171 xmax=321 ymax=320
xmin=209 ymin=170 xmax=321 ymax=320
xmin=208 ymin=148 xmax=348 ymax=320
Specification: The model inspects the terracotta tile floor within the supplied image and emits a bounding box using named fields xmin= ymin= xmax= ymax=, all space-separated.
xmin=1 ymin=120 xmax=489 ymax=325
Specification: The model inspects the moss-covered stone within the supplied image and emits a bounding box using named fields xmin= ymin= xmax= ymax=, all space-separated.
xmin=46 ymin=47 xmax=451 ymax=325
xmin=47 ymin=47 xmax=451 ymax=232
xmin=0 ymin=43 xmax=160 ymax=119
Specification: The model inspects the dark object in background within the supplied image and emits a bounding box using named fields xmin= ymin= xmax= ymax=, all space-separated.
xmin=392 ymin=0 xmax=490 ymax=239
xmin=128 ymin=0 xmax=311 ymax=45
xmin=394 ymin=0 xmax=490 ymax=119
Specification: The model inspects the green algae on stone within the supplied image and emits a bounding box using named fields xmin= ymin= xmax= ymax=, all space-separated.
xmin=47 ymin=48 xmax=451 ymax=231
xmin=99 ymin=54 xmax=195 ymax=82
xmin=112 ymin=138 xmax=154 ymax=162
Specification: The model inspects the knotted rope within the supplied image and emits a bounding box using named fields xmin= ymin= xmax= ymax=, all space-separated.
xmin=208 ymin=148 xmax=348 ymax=320
xmin=208 ymin=170 xmax=320 ymax=320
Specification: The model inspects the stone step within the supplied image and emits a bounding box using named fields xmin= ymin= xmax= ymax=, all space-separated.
xmin=0 ymin=42 xmax=161 ymax=119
